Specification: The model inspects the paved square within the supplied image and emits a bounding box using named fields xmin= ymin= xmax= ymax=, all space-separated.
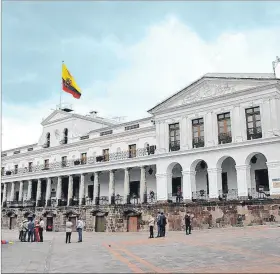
xmin=2 ymin=225 xmax=280 ymax=273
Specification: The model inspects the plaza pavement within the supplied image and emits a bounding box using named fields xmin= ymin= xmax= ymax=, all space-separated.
xmin=1 ymin=225 xmax=280 ymax=273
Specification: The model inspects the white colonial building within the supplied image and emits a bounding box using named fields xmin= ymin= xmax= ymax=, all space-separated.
xmin=2 ymin=73 xmax=280 ymax=211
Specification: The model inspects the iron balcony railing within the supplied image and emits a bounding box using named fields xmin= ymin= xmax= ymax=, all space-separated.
xmin=169 ymin=140 xmax=180 ymax=152
xmin=192 ymin=190 xmax=209 ymax=201
xmin=2 ymin=147 xmax=156 ymax=178
xmin=218 ymin=189 xmax=238 ymax=201
xmin=218 ymin=132 xmax=232 ymax=144
xmin=247 ymin=127 xmax=262 ymax=140
xmin=248 ymin=188 xmax=270 ymax=200
xmin=193 ymin=137 xmax=205 ymax=148
xmin=168 ymin=193 xmax=183 ymax=203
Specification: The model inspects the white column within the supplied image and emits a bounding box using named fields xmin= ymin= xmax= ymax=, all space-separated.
xmin=180 ymin=116 xmax=188 ymax=150
xmin=79 ymin=174 xmax=85 ymax=205
xmin=93 ymin=172 xmax=99 ymax=204
xmin=182 ymin=171 xmax=195 ymax=201
xmin=205 ymin=112 xmax=214 ymax=147
xmin=186 ymin=117 xmax=192 ymax=149
xmin=261 ymin=99 xmax=272 ymax=138
xmin=155 ymin=121 xmax=161 ymax=153
xmin=10 ymin=182 xmax=15 ymax=202
xmin=124 ymin=168 xmax=130 ymax=203
xmin=18 ymin=181 xmax=23 ymax=202
xmin=163 ymin=122 xmax=168 ymax=153
xmin=45 ymin=178 xmax=51 ymax=206
xmin=155 ymin=173 xmax=171 ymax=201
xmin=67 ymin=175 xmax=73 ymax=206
xmin=236 ymin=165 xmax=250 ymax=197
xmin=27 ymin=180 xmax=32 ymax=200
xmin=270 ymin=98 xmax=280 ymax=136
xmin=212 ymin=112 xmax=219 ymax=146
xmin=267 ymin=161 xmax=280 ymax=196
xmin=108 ymin=170 xmax=115 ymax=204
xmin=208 ymin=168 xmax=222 ymax=199
xmin=56 ymin=176 xmax=62 ymax=203
xmin=2 ymin=183 xmax=7 ymax=205
xmin=140 ymin=166 xmax=147 ymax=203
xmin=36 ymin=179 xmax=42 ymax=206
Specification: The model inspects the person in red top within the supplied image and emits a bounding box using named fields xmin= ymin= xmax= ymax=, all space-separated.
xmin=34 ymin=220 xmax=40 ymax=242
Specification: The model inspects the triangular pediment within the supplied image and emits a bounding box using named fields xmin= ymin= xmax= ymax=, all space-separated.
xmin=148 ymin=74 xmax=277 ymax=114
xmin=41 ymin=110 xmax=72 ymax=126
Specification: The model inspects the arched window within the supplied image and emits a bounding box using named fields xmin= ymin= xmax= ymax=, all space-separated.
xmin=46 ymin=133 xmax=50 ymax=147
xmin=63 ymin=128 xmax=68 ymax=144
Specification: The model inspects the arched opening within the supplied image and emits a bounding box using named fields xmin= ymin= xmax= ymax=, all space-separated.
xmin=247 ymin=153 xmax=269 ymax=198
xmin=124 ymin=210 xmax=141 ymax=232
xmin=217 ymin=156 xmax=238 ymax=200
xmin=167 ymin=163 xmax=183 ymax=203
xmin=192 ymin=160 xmax=208 ymax=200
xmin=92 ymin=210 xmax=108 ymax=232
xmin=63 ymin=128 xmax=68 ymax=144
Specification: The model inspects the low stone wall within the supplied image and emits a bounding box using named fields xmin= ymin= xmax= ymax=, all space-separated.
xmin=2 ymin=200 xmax=280 ymax=232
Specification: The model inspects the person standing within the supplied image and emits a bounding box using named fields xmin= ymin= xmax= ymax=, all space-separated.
xmin=19 ymin=219 xmax=24 ymax=241
xmin=22 ymin=219 xmax=28 ymax=242
xmin=185 ymin=212 xmax=192 ymax=235
xmin=161 ymin=212 xmax=167 ymax=237
xmin=39 ymin=218 xmax=44 ymax=242
xmin=66 ymin=218 xmax=73 ymax=244
xmin=76 ymin=217 xmax=84 ymax=242
xmin=156 ymin=211 xmax=161 ymax=237
xmin=148 ymin=215 xmax=155 ymax=238
xmin=27 ymin=219 xmax=35 ymax=242
xmin=34 ymin=220 xmax=40 ymax=242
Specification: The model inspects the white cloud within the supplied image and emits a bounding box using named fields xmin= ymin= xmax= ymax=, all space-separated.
xmin=2 ymin=15 xmax=280 ymax=150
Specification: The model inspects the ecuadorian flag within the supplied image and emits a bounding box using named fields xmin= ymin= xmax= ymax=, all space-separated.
xmin=62 ymin=63 xmax=81 ymax=99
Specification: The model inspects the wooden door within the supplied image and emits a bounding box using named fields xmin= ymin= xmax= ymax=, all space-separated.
xmin=128 ymin=216 xmax=138 ymax=232
xmin=69 ymin=217 xmax=77 ymax=232
xmin=95 ymin=216 xmax=106 ymax=232
xmin=9 ymin=217 xmax=17 ymax=230
xmin=46 ymin=217 xmax=53 ymax=231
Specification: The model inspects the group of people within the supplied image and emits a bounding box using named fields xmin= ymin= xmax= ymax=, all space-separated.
xmin=148 ymin=211 xmax=193 ymax=238
xmin=65 ymin=217 xmax=84 ymax=244
xmin=19 ymin=218 xmax=44 ymax=242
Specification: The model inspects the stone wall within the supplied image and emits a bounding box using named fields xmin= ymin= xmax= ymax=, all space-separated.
xmin=2 ymin=200 xmax=280 ymax=232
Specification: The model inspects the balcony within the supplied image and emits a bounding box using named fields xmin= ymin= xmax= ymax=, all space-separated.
xmin=247 ymin=127 xmax=262 ymax=140
xmin=218 ymin=132 xmax=232 ymax=144
xmin=169 ymin=140 xmax=180 ymax=152
xmin=193 ymin=137 xmax=204 ymax=148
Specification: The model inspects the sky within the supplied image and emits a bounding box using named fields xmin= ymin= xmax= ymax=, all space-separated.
xmin=2 ymin=1 xmax=280 ymax=150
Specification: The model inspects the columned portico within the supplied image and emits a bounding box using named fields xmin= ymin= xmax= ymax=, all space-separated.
xmin=208 ymin=168 xmax=222 ymax=199
xmin=236 ymin=165 xmax=250 ymax=197
xmin=67 ymin=175 xmax=73 ymax=206
xmin=108 ymin=170 xmax=115 ymax=204
xmin=140 ymin=166 xmax=147 ymax=203
xmin=79 ymin=174 xmax=85 ymax=205
xmin=36 ymin=179 xmax=42 ymax=206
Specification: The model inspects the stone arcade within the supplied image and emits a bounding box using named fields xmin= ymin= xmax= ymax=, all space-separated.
xmin=2 ymin=73 xmax=280 ymax=232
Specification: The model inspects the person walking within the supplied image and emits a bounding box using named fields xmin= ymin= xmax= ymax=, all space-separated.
xmin=39 ymin=218 xmax=44 ymax=242
xmin=66 ymin=218 xmax=73 ymax=244
xmin=148 ymin=215 xmax=155 ymax=238
xmin=76 ymin=217 xmax=84 ymax=242
xmin=27 ymin=219 xmax=35 ymax=242
xmin=185 ymin=212 xmax=192 ymax=235
xmin=156 ymin=211 xmax=161 ymax=237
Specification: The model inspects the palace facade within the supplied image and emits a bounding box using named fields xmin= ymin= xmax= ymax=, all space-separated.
xmin=2 ymin=73 xmax=280 ymax=232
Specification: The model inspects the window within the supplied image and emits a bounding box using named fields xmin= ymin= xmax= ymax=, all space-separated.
xmin=103 ymin=149 xmax=109 ymax=162
xmin=61 ymin=156 xmax=67 ymax=167
xmin=81 ymin=153 xmax=87 ymax=164
xmin=14 ymin=150 xmax=20 ymax=155
xmin=169 ymin=123 xmax=180 ymax=151
xmin=129 ymin=144 xmax=137 ymax=158
xmin=88 ymin=185 xmax=93 ymax=199
xmin=14 ymin=165 xmax=18 ymax=174
xmin=100 ymin=130 xmax=113 ymax=136
xmin=1 ymin=167 xmax=4 ymax=176
xmin=192 ymin=118 xmax=204 ymax=148
xmin=246 ymin=107 xmax=262 ymax=140
xmin=44 ymin=159 xmax=49 ymax=169
xmin=27 ymin=147 xmax=33 ymax=151
xmin=28 ymin=162 xmax=33 ymax=172
xmin=63 ymin=128 xmax=68 ymax=144
xmin=125 ymin=124 xmax=139 ymax=131
xmin=217 ymin=112 xmax=232 ymax=144
xmin=1 ymin=153 xmax=7 ymax=157
xmin=45 ymin=133 xmax=50 ymax=148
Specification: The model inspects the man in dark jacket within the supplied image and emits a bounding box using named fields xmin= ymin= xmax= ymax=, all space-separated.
xmin=27 ymin=219 xmax=35 ymax=242
xmin=160 ymin=212 xmax=167 ymax=237
xmin=185 ymin=212 xmax=192 ymax=235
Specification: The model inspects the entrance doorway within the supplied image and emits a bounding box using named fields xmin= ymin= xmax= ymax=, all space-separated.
xmin=172 ymin=177 xmax=181 ymax=195
xmin=222 ymin=173 xmax=228 ymax=194
xmin=95 ymin=216 xmax=106 ymax=232
xmin=130 ymin=181 xmax=140 ymax=197
xmin=46 ymin=217 xmax=53 ymax=231
xmin=9 ymin=217 xmax=17 ymax=230
xmin=255 ymin=169 xmax=269 ymax=191
xmin=69 ymin=217 xmax=77 ymax=232
xmin=128 ymin=216 xmax=138 ymax=232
